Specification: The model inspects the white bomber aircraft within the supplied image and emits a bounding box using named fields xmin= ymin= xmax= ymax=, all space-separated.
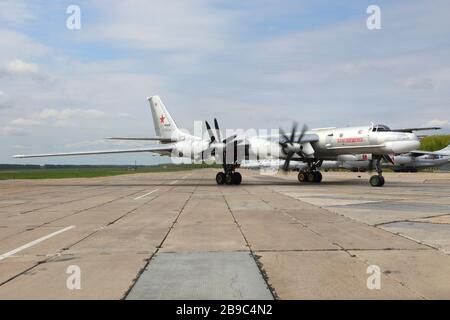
xmin=245 ymin=145 xmax=450 ymax=173
xmin=14 ymin=96 xmax=436 ymax=187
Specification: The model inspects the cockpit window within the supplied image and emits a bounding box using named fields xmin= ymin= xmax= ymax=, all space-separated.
xmin=372 ymin=124 xmax=391 ymax=132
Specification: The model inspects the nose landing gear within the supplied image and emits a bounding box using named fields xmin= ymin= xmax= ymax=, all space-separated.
xmin=369 ymin=156 xmax=385 ymax=187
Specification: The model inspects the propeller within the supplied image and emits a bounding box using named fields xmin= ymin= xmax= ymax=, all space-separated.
xmin=279 ymin=123 xmax=308 ymax=171
xmin=203 ymin=118 xmax=240 ymax=162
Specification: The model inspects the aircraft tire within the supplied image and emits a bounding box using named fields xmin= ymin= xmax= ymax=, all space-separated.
xmin=369 ymin=175 xmax=384 ymax=187
xmin=232 ymin=172 xmax=242 ymax=185
xmin=313 ymin=171 xmax=323 ymax=183
xmin=225 ymin=173 xmax=234 ymax=185
xmin=216 ymin=172 xmax=225 ymax=185
xmin=307 ymin=172 xmax=316 ymax=183
xmin=298 ymin=171 xmax=307 ymax=183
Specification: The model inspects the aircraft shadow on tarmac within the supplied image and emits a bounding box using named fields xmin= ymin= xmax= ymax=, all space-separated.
xmin=31 ymin=178 xmax=425 ymax=188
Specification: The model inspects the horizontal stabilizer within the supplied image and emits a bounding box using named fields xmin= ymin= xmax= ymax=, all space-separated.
xmin=391 ymin=127 xmax=441 ymax=133
xmin=106 ymin=137 xmax=176 ymax=142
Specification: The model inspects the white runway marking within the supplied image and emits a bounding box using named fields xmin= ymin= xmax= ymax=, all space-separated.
xmin=134 ymin=189 xmax=159 ymax=200
xmin=170 ymin=180 xmax=179 ymax=185
xmin=0 ymin=226 xmax=75 ymax=262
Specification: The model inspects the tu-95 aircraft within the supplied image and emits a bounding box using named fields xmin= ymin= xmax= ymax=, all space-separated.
xmin=14 ymin=96 xmax=438 ymax=187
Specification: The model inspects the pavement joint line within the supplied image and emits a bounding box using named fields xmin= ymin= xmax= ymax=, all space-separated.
xmin=221 ymin=188 xmax=277 ymax=300
xmin=1 ymin=185 xmax=156 ymax=242
xmin=134 ymin=189 xmax=159 ymax=200
xmin=273 ymin=186 xmax=448 ymax=254
xmin=169 ymin=180 xmax=179 ymax=185
xmin=269 ymin=182 xmax=440 ymax=299
xmin=0 ymin=180 xmax=181 ymax=289
xmin=374 ymin=213 xmax=450 ymax=227
xmin=123 ymin=173 xmax=201 ymax=300
xmin=16 ymin=185 xmax=122 ymax=215
xmin=0 ymin=225 xmax=75 ymax=262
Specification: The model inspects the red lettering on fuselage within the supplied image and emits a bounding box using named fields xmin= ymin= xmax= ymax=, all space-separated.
xmin=336 ymin=137 xmax=364 ymax=144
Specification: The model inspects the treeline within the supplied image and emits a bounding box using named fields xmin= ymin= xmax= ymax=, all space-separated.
xmin=0 ymin=163 xmax=219 ymax=170
xmin=0 ymin=164 xmax=151 ymax=170
xmin=420 ymin=135 xmax=450 ymax=151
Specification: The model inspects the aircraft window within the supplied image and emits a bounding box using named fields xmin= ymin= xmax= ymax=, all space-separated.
xmin=374 ymin=124 xmax=391 ymax=132
xmin=339 ymin=133 xmax=344 ymax=137
xmin=327 ymin=134 xmax=333 ymax=136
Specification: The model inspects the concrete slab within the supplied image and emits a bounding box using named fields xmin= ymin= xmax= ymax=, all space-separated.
xmin=1 ymin=170 xmax=450 ymax=299
xmin=127 ymin=252 xmax=273 ymax=300
xmin=350 ymin=249 xmax=450 ymax=299
xmin=161 ymin=223 xmax=247 ymax=252
xmin=0 ymin=252 xmax=151 ymax=299
xmin=240 ymin=223 xmax=338 ymax=251
xmin=256 ymin=251 xmax=421 ymax=299
xmin=380 ymin=221 xmax=450 ymax=253
xmin=303 ymin=220 xmax=426 ymax=250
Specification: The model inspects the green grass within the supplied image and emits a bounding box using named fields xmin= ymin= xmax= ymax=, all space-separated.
xmin=420 ymin=134 xmax=450 ymax=151
xmin=0 ymin=164 xmax=218 ymax=180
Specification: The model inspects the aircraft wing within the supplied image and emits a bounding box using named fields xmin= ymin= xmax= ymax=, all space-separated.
xmin=13 ymin=145 xmax=175 ymax=158
xmin=264 ymin=133 xmax=320 ymax=143
xmin=106 ymin=137 xmax=176 ymax=143
xmin=326 ymin=144 xmax=385 ymax=150
xmin=391 ymin=127 xmax=441 ymax=133
xmin=408 ymin=150 xmax=442 ymax=157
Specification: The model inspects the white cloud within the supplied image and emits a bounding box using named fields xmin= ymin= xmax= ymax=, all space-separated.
xmin=0 ymin=29 xmax=50 ymax=61
xmin=3 ymin=108 xmax=107 ymax=136
xmin=424 ymin=119 xmax=449 ymax=128
xmin=82 ymin=0 xmax=239 ymax=57
xmin=0 ymin=0 xmax=35 ymax=24
xmin=3 ymin=126 xmax=27 ymax=136
xmin=0 ymin=59 xmax=47 ymax=84
xmin=9 ymin=117 xmax=43 ymax=126
xmin=2 ymin=59 xmax=40 ymax=77
xmin=396 ymin=77 xmax=434 ymax=90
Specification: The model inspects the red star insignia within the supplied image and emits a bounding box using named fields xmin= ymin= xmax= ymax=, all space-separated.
xmin=160 ymin=115 xmax=165 ymax=124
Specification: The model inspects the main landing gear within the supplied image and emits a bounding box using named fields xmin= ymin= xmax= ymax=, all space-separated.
xmin=369 ymin=156 xmax=385 ymax=187
xmin=297 ymin=161 xmax=323 ymax=183
xmin=216 ymin=165 xmax=242 ymax=185
xmin=297 ymin=170 xmax=322 ymax=183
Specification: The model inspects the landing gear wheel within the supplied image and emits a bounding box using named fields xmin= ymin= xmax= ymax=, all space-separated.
xmin=216 ymin=172 xmax=225 ymax=185
xmin=370 ymin=175 xmax=385 ymax=187
xmin=225 ymin=173 xmax=234 ymax=185
xmin=313 ymin=171 xmax=323 ymax=183
xmin=232 ymin=172 xmax=242 ymax=185
xmin=378 ymin=176 xmax=385 ymax=187
xmin=307 ymin=172 xmax=316 ymax=183
xmin=298 ymin=171 xmax=307 ymax=183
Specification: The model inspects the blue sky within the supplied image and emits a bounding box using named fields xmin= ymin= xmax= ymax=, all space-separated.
xmin=1 ymin=0 xmax=449 ymax=165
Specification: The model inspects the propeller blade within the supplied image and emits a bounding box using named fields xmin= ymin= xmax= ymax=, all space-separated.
xmin=222 ymin=134 xmax=237 ymax=145
xmin=283 ymin=152 xmax=294 ymax=171
xmin=205 ymin=121 xmax=216 ymax=143
xmin=297 ymin=124 xmax=308 ymax=143
xmin=279 ymin=128 xmax=290 ymax=144
xmin=290 ymin=122 xmax=298 ymax=142
xmin=214 ymin=118 xmax=222 ymax=142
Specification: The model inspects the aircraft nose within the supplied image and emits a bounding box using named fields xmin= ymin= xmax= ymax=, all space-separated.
xmin=410 ymin=133 xmax=420 ymax=149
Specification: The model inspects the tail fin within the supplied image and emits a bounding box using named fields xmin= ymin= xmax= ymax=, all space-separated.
xmin=148 ymin=96 xmax=180 ymax=139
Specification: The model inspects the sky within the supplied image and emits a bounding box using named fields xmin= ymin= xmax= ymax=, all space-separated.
xmin=0 ymin=0 xmax=449 ymax=165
